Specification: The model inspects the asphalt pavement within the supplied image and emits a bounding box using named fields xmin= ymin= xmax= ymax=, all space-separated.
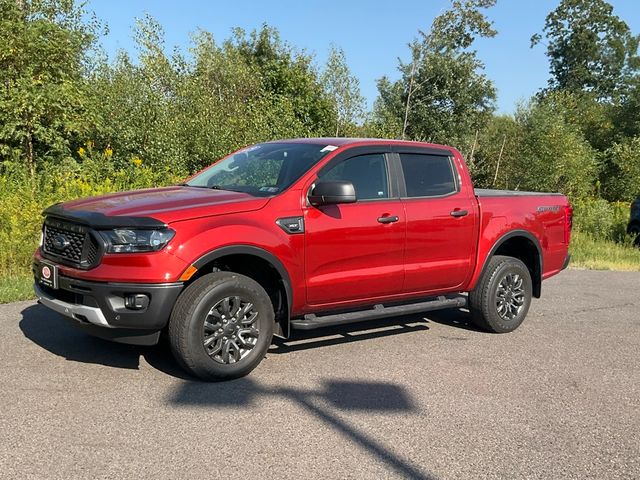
xmin=1 ymin=269 xmax=639 ymax=479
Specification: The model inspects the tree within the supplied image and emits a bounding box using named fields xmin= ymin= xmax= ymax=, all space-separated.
xmin=601 ymin=136 xmax=640 ymax=202
xmin=373 ymin=0 xmax=497 ymax=149
xmin=531 ymin=0 xmax=640 ymax=101
xmin=230 ymin=25 xmax=335 ymax=136
xmin=321 ymin=46 xmax=366 ymax=136
xmin=0 ymin=0 xmax=100 ymax=174
xmin=515 ymin=97 xmax=599 ymax=199
xmin=471 ymin=114 xmax=525 ymax=189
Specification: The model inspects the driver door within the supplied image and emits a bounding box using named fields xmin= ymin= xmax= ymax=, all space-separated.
xmin=304 ymin=152 xmax=406 ymax=307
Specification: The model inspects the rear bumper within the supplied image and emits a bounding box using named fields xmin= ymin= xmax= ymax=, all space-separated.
xmin=33 ymin=260 xmax=184 ymax=345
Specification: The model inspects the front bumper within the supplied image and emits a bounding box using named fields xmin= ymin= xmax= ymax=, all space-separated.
xmin=33 ymin=260 xmax=184 ymax=345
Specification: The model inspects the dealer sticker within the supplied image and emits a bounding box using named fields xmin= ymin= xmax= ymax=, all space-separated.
xmin=39 ymin=262 xmax=58 ymax=289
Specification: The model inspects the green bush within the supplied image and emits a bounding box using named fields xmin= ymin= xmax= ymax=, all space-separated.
xmin=573 ymin=197 xmax=631 ymax=242
xmin=0 ymin=161 xmax=184 ymax=279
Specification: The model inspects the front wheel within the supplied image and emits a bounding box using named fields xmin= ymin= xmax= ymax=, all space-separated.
xmin=469 ymin=255 xmax=532 ymax=333
xmin=168 ymin=272 xmax=274 ymax=380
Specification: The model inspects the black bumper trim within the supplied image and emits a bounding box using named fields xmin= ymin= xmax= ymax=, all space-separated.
xmin=34 ymin=260 xmax=183 ymax=330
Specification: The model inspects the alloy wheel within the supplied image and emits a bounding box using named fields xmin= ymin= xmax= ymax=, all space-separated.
xmin=495 ymin=273 xmax=526 ymax=321
xmin=202 ymin=296 xmax=260 ymax=364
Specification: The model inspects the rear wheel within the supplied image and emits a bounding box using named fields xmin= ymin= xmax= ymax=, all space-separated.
xmin=469 ymin=255 xmax=532 ymax=333
xmin=168 ymin=272 xmax=274 ymax=380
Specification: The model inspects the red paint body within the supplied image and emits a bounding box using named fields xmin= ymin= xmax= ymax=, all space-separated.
xmin=34 ymin=139 xmax=571 ymax=317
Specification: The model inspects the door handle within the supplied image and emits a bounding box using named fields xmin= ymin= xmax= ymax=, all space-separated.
xmin=450 ymin=209 xmax=468 ymax=218
xmin=377 ymin=215 xmax=399 ymax=224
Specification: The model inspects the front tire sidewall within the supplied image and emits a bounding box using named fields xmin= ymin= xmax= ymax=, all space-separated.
xmin=172 ymin=273 xmax=274 ymax=380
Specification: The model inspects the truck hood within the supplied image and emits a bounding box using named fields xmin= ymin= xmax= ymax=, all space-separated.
xmin=48 ymin=186 xmax=270 ymax=225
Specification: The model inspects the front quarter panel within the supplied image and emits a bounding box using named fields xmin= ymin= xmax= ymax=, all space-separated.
xmin=169 ymin=203 xmax=305 ymax=312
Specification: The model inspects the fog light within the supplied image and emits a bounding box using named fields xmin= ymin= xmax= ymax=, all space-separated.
xmin=124 ymin=293 xmax=149 ymax=310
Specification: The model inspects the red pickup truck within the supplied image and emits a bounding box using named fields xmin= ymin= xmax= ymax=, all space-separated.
xmin=33 ymin=138 xmax=572 ymax=380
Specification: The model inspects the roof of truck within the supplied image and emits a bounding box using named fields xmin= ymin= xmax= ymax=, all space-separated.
xmin=269 ymin=137 xmax=454 ymax=151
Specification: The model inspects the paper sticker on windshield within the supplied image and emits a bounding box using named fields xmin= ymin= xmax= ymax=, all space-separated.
xmin=321 ymin=145 xmax=338 ymax=152
xmin=242 ymin=145 xmax=261 ymax=153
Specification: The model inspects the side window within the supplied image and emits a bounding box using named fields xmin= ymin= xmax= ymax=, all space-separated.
xmin=319 ymin=154 xmax=389 ymax=200
xmin=399 ymin=154 xmax=457 ymax=197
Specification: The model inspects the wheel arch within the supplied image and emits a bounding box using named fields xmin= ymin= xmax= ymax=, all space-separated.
xmin=189 ymin=245 xmax=293 ymax=337
xmin=477 ymin=230 xmax=543 ymax=298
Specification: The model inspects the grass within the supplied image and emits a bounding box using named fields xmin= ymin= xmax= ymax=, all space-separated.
xmin=570 ymin=231 xmax=640 ymax=271
xmin=0 ymin=231 xmax=638 ymax=304
xmin=0 ymin=275 xmax=34 ymax=304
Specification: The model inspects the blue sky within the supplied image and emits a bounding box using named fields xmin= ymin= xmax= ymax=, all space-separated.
xmin=87 ymin=0 xmax=640 ymax=113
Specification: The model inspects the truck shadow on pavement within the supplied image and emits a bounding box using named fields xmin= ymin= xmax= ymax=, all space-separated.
xmin=19 ymin=302 xmax=483 ymax=479
xmin=19 ymin=303 xmax=481 ymax=377
xmin=271 ymin=308 xmax=481 ymax=354
xmin=169 ymin=377 xmax=436 ymax=480
xmin=18 ymin=304 xmax=192 ymax=379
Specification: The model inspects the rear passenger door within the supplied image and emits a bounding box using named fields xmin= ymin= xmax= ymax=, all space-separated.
xmin=395 ymin=149 xmax=477 ymax=293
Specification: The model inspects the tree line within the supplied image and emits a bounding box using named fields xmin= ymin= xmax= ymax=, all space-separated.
xmin=1 ymin=0 xmax=639 ymax=204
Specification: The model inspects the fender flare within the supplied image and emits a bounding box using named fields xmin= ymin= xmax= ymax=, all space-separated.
xmin=476 ymin=230 xmax=543 ymax=298
xmin=192 ymin=245 xmax=293 ymax=321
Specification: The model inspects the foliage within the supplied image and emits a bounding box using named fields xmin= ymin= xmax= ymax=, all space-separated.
xmin=531 ymin=0 xmax=640 ymax=101
xmin=0 ymin=0 xmax=101 ymax=174
xmin=600 ymin=136 xmax=640 ymax=202
xmin=570 ymin=231 xmax=640 ymax=271
xmin=515 ymin=97 xmax=599 ymax=199
xmin=373 ymin=0 xmax=497 ymax=150
xmin=470 ymin=114 xmax=525 ymax=189
xmin=321 ymin=46 xmax=366 ymax=136
xmin=471 ymin=94 xmax=599 ymax=199
xmin=231 ymin=25 xmax=335 ymax=135
xmin=0 ymin=160 xmax=183 ymax=279
xmin=0 ymin=276 xmax=34 ymax=304
xmin=1 ymin=0 xmax=640 ymax=294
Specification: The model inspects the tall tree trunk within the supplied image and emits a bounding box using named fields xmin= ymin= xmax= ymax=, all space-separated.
xmin=402 ymin=61 xmax=417 ymax=140
xmin=468 ymin=130 xmax=479 ymax=167
xmin=493 ymin=134 xmax=506 ymax=186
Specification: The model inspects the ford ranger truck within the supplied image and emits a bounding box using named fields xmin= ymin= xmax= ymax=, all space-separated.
xmin=33 ymin=138 xmax=572 ymax=380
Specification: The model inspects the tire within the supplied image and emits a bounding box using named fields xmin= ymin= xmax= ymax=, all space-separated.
xmin=168 ymin=272 xmax=274 ymax=380
xmin=469 ymin=255 xmax=532 ymax=333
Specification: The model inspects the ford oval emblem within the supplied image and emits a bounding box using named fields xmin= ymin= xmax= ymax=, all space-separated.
xmin=52 ymin=234 xmax=71 ymax=250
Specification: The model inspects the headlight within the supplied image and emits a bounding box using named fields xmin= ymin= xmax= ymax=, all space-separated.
xmin=99 ymin=228 xmax=175 ymax=253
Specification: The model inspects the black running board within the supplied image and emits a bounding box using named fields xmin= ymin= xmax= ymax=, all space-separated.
xmin=291 ymin=295 xmax=467 ymax=330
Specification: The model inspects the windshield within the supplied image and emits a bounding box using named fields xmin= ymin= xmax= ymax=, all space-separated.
xmin=185 ymin=142 xmax=335 ymax=196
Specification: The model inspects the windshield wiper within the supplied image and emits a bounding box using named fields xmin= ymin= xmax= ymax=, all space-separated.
xmin=181 ymin=183 xmax=248 ymax=194
xmin=180 ymin=183 xmax=233 ymax=191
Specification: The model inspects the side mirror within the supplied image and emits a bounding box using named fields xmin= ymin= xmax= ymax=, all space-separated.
xmin=308 ymin=180 xmax=357 ymax=206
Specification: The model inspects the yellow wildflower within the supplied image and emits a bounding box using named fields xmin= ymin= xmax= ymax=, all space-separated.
xmin=132 ymin=157 xmax=142 ymax=166
xmin=104 ymin=147 xmax=113 ymax=158
xmin=78 ymin=147 xmax=85 ymax=157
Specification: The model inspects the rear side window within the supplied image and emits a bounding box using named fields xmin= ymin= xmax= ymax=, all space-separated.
xmin=319 ymin=153 xmax=389 ymax=200
xmin=399 ymin=154 xmax=457 ymax=197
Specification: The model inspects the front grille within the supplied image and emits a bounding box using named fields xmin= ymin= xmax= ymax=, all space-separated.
xmin=42 ymin=218 xmax=102 ymax=269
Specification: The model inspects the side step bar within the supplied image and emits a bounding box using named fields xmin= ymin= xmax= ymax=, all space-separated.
xmin=291 ymin=295 xmax=467 ymax=330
